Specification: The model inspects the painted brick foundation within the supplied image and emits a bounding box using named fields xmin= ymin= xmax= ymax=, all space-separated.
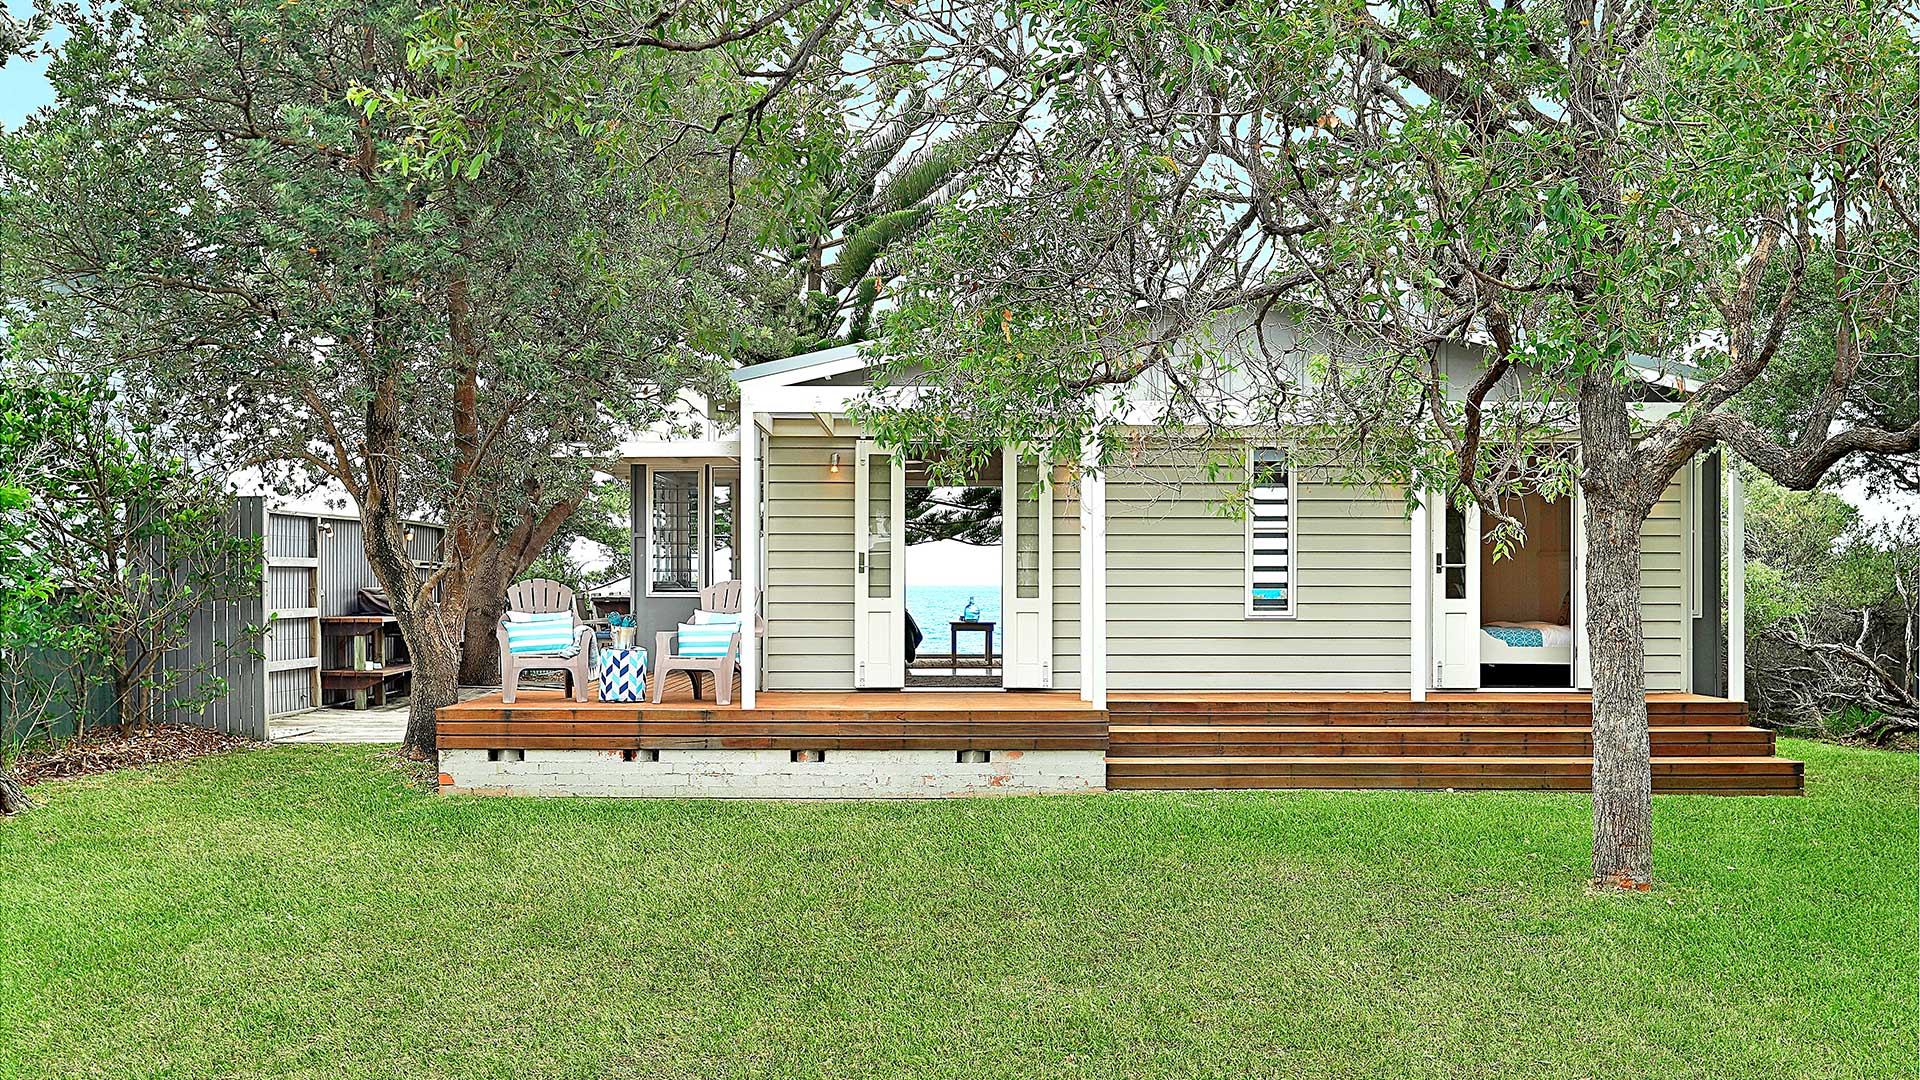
xmin=439 ymin=748 xmax=1107 ymax=798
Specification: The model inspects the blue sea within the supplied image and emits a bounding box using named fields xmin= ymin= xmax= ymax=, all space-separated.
xmin=907 ymin=585 xmax=1001 ymax=654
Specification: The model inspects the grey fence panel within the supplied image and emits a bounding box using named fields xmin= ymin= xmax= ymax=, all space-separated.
xmin=13 ymin=502 xmax=438 ymax=743
xmin=156 ymin=497 xmax=270 ymax=737
xmin=261 ymin=511 xmax=320 ymax=720
xmin=317 ymin=516 xmax=373 ymax=615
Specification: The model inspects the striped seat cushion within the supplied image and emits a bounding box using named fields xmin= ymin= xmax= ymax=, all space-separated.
xmin=674 ymin=623 xmax=736 ymax=659
xmin=505 ymin=611 xmax=578 ymax=656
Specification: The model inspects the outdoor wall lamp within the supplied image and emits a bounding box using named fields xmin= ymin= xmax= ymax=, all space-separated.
xmin=318 ymin=521 xmax=333 ymax=538
xmin=830 ymin=452 xmax=841 ymax=475
xmin=404 ymin=527 xmax=416 ymax=544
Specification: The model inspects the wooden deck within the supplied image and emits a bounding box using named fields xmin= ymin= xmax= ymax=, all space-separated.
xmin=437 ymin=682 xmax=1105 ymax=752
xmin=436 ymin=688 xmax=1801 ymax=794
xmin=1105 ymin=692 xmax=1801 ymax=795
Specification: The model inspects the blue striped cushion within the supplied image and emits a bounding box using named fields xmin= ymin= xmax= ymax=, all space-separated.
xmin=675 ymin=623 xmax=735 ymax=658
xmin=506 ymin=611 xmax=578 ymax=656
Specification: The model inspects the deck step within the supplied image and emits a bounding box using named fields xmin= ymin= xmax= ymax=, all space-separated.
xmin=1107 ymin=707 xmax=1743 ymax=726
xmin=1106 ymin=724 xmax=1773 ymax=757
xmin=1105 ymin=755 xmax=1805 ymax=794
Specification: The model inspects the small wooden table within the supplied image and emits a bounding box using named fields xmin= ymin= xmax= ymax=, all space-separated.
xmin=949 ymin=620 xmax=996 ymax=675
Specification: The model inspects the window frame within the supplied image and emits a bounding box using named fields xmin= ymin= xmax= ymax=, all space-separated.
xmin=1244 ymin=445 xmax=1299 ymax=619
xmin=707 ymin=466 xmax=739 ymax=587
xmin=644 ymin=466 xmax=705 ymax=597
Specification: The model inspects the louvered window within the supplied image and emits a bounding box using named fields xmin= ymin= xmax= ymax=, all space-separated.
xmin=1247 ymin=448 xmax=1294 ymax=616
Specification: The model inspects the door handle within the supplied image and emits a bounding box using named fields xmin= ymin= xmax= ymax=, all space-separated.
xmin=1435 ymin=553 xmax=1444 ymax=574
xmin=858 ymin=551 xmax=867 ymax=575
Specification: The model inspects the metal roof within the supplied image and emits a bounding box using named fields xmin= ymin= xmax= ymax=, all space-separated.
xmin=729 ymin=343 xmax=864 ymax=384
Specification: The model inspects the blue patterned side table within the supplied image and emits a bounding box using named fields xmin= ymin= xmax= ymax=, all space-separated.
xmin=597 ymin=647 xmax=648 ymax=703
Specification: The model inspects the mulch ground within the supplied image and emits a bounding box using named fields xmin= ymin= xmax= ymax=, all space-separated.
xmin=14 ymin=725 xmax=258 ymax=786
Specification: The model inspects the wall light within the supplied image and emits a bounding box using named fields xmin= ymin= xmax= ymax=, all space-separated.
xmin=404 ymin=527 xmax=416 ymax=544
xmin=829 ymin=452 xmax=841 ymax=475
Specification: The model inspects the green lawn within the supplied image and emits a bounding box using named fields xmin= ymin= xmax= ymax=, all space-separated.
xmin=1 ymin=740 xmax=1912 ymax=1080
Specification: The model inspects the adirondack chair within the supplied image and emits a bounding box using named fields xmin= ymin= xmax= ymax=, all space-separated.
xmin=498 ymin=579 xmax=594 ymax=704
xmin=652 ymin=579 xmax=758 ymax=705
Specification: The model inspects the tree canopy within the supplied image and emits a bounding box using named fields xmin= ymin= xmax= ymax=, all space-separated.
xmin=0 ymin=0 xmax=752 ymax=750
xmin=846 ymin=0 xmax=1919 ymax=887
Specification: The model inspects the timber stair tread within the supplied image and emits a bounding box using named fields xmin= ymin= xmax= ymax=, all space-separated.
xmin=1106 ymin=723 xmax=1764 ymax=734
xmin=1105 ymin=754 xmax=1804 ymax=795
xmin=1106 ymin=724 xmax=1774 ymax=757
xmin=1106 ymin=754 xmax=1800 ymax=768
xmin=1106 ymin=711 xmax=1740 ymax=726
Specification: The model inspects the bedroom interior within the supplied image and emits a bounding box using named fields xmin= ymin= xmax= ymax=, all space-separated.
xmin=1479 ymin=493 xmax=1574 ymax=687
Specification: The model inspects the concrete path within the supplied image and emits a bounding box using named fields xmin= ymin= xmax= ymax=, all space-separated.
xmin=270 ymin=687 xmax=494 ymax=744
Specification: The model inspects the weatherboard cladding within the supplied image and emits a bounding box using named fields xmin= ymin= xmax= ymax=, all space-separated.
xmin=759 ymin=420 xmax=1082 ymax=692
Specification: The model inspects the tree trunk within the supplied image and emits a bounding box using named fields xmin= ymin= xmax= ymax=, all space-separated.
xmin=1580 ymin=373 xmax=1659 ymax=889
xmin=358 ymin=497 xmax=463 ymax=758
xmin=458 ymin=554 xmax=507 ymax=687
xmin=1583 ymin=496 xmax=1654 ymax=888
xmin=0 ymin=768 xmax=29 ymax=815
xmin=454 ymin=495 xmax=585 ymax=687
xmin=403 ymin=623 xmax=461 ymax=755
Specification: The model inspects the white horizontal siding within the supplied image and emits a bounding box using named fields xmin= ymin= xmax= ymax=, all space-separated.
xmin=1052 ymin=467 xmax=1081 ymax=689
xmin=762 ymin=424 xmax=1084 ymax=691
xmin=1106 ymin=461 xmax=1414 ymax=692
xmin=763 ymin=425 xmax=857 ymax=690
xmin=1639 ymin=476 xmax=1687 ymax=692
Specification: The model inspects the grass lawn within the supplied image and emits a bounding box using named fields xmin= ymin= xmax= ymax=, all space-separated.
xmin=1 ymin=739 xmax=1913 ymax=1080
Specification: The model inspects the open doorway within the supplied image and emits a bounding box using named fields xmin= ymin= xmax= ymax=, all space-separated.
xmin=903 ymin=456 xmax=1003 ymax=688
xmin=1479 ymin=494 xmax=1575 ymax=688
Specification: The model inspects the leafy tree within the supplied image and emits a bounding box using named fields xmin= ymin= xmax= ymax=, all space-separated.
xmin=0 ymin=370 xmax=261 ymax=812
xmin=859 ymin=0 xmax=1919 ymax=886
xmin=906 ymin=487 xmax=1001 ymax=547
xmin=1743 ymin=475 xmax=1917 ymax=744
xmin=0 ymin=370 xmax=57 ymax=814
xmin=467 ymin=475 xmax=634 ymax=682
xmin=378 ymin=3 xmax=1041 ymax=546
xmin=0 ymin=6 xmax=47 ymax=66
xmin=0 ymin=0 xmax=739 ymax=754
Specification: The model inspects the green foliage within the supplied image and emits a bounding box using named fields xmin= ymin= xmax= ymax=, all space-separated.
xmin=831 ymin=208 xmax=930 ymax=293
xmin=905 ymin=486 xmax=1002 ymax=547
xmin=1742 ymin=472 xmax=1918 ymax=740
xmin=526 ymin=476 xmax=634 ymax=602
xmin=0 ymin=370 xmax=263 ymax=739
xmin=0 ymin=1 xmax=749 ymax=737
xmin=856 ymin=0 xmax=1916 ymax=542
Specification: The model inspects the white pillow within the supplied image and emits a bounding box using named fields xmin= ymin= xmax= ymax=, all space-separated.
xmin=691 ymin=609 xmax=744 ymax=626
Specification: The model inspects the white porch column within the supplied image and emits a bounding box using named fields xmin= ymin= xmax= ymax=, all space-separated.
xmin=1726 ymin=459 xmax=1746 ymax=702
xmin=1079 ymin=443 xmax=1108 ymax=708
xmin=1409 ymin=489 xmax=1429 ymax=702
xmin=739 ymin=404 xmax=761 ymax=709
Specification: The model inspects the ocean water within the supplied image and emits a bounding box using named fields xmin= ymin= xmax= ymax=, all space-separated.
xmin=907 ymin=584 xmax=1001 ymax=654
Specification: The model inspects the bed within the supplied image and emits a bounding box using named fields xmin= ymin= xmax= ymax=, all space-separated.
xmin=1480 ymin=621 xmax=1574 ymax=666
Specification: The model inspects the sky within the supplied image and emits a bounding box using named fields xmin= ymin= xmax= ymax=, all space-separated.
xmin=0 ymin=4 xmax=57 ymax=129
xmin=908 ymin=538 xmax=1001 ymax=588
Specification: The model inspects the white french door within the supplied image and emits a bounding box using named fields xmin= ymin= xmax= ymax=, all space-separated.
xmin=1430 ymin=498 xmax=1482 ymax=689
xmin=1000 ymin=448 xmax=1053 ymax=688
xmin=852 ymin=441 xmax=906 ymax=688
